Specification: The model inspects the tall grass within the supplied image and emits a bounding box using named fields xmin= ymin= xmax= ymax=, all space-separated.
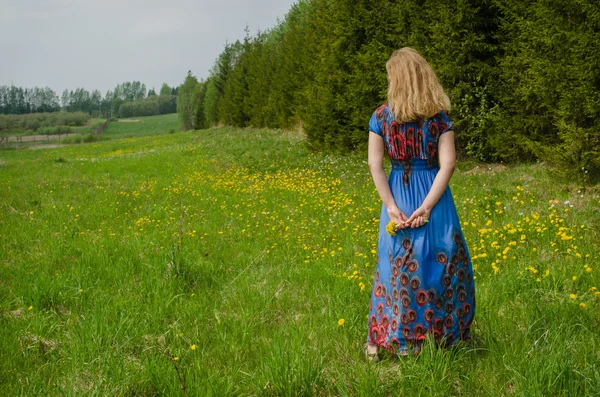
xmin=0 ymin=122 xmax=598 ymax=395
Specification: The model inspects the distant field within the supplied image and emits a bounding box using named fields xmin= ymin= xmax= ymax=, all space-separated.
xmin=0 ymin=121 xmax=599 ymax=395
xmin=0 ymin=114 xmax=179 ymax=147
xmin=103 ymin=113 xmax=179 ymax=138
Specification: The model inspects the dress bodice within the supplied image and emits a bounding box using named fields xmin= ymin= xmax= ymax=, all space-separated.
xmin=368 ymin=104 xmax=454 ymax=169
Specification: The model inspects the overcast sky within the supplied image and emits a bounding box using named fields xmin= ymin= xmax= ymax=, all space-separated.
xmin=0 ymin=0 xmax=297 ymax=95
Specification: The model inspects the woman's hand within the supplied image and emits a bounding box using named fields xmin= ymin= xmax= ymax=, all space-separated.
xmin=387 ymin=206 xmax=409 ymax=230
xmin=405 ymin=206 xmax=431 ymax=228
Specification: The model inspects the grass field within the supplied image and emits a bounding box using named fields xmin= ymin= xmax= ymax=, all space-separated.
xmin=102 ymin=114 xmax=179 ymax=138
xmin=1 ymin=115 xmax=599 ymax=396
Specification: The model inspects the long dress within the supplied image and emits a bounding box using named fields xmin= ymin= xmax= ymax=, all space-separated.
xmin=366 ymin=104 xmax=476 ymax=356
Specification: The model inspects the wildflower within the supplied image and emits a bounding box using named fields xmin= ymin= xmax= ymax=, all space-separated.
xmin=173 ymin=357 xmax=179 ymax=361
xmin=579 ymin=303 xmax=587 ymax=309
xmin=572 ymin=276 xmax=577 ymax=281
xmin=338 ymin=318 xmax=345 ymax=326
xmin=190 ymin=345 xmax=197 ymax=350
xmin=560 ymin=233 xmax=573 ymax=241
xmin=586 ymin=268 xmax=592 ymax=273
xmin=28 ymin=306 xmax=33 ymax=311
xmin=569 ymin=294 xmax=576 ymax=299
xmin=386 ymin=221 xmax=397 ymax=236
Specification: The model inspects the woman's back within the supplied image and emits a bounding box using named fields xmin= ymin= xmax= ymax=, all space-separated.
xmin=369 ymin=104 xmax=453 ymax=167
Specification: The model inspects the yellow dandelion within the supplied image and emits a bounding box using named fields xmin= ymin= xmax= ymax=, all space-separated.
xmin=586 ymin=268 xmax=592 ymax=273
xmin=572 ymin=276 xmax=577 ymax=281
xmin=569 ymin=294 xmax=576 ymax=299
xmin=190 ymin=345 xmax=197 ymax=350
xmin=28 ymin=306 xmax=33 ymax=311
xmin=386 ymin=220 xmax=397 ymax=236
xmin=173 ymin=357 xmax=179 ymax=361
xmin=338 ymin=318 xmax=345 ymax=326
xmin=579 ymin=303 xmax=587 ymax=309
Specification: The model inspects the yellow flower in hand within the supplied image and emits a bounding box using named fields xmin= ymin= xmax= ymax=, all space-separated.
xmin=386 ymin=220 xmax=398 ymax=236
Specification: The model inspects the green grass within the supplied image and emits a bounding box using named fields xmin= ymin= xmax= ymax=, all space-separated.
xmin=0 ymin=122 xmax=599 ymax=396
xmin=102 ymin=113 xmax=179 ymax=138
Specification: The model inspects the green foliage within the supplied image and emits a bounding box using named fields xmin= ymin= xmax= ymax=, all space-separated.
xmin=492 ymin=0 xmax=600 ymax=183
xmin=0 ymin=112 xmax=89 ymax=134
xmin=37 ymin=125 xmax=73 ymax=135
xmin=159 ymin=83 xmax=172 ymax=96
xmin=177 ymin=72 xmax=209 ymax=131
xmin=60 ymin=133 xmax=110 ymax=144
xmin=0 ymin=85 xmax=60 ymax=114
xmin=119 ymin=97 xmax=161 ymax=118
xmin=158 ymin=95 xmax=177 ymax=115
xmin=178 ymin=0 xmax=600 ymax=183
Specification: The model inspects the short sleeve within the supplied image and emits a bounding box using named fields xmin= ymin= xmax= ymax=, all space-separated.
xmin=369 ymin=110 xmax=383 ymax=136
xmin=438 ymin=110 xmax=454 ymax=136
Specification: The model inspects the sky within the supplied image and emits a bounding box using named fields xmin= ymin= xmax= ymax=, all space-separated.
xmin=0 ymin=0 xmax=297 ymax=95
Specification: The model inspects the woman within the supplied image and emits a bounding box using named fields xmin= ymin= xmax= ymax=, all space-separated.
xmin=365 ymin=47 xmax=475 ymax=361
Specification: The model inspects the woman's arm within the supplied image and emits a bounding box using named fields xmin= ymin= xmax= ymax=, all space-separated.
xmin=405 ymin=130 xmax=456 ymax=227
xmin=368 ymin=131 xmax=409 ymax=228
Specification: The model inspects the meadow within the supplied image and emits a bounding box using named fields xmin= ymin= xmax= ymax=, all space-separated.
xmin=0 ymin=115 xmax=599 ymax=396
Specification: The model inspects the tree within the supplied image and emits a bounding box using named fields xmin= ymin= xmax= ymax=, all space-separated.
xmin=160 ymin=83 xmax=172 ymax=96
xmin=177 ymin=71 xmax=200 ymax=130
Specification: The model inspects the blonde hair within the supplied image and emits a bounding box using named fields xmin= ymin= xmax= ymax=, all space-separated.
xmin=386 ymin=47 xmax=451 ymax=123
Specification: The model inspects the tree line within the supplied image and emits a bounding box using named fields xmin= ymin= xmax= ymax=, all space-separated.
xmin=1 ymin=82 xmax=178 ymax=119
xmin=178 ymin=0 xmax=600 ymax=183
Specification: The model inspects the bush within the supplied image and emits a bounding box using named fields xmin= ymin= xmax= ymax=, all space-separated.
xmin=61 ymin=133 xmax=110 ymax=144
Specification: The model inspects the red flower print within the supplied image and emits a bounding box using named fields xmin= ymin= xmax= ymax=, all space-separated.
xmin=416 ymin=290 xmax=427 ymax=306
xmin=437 ymin=252 xmax=447 ymax=264
xmin=408 ymin=259 xmax=419 ymax=273
xmin=410 ymin=276 xmax=421 ymax=290
xmin=424 ymin=309 xmax=435 ymax=322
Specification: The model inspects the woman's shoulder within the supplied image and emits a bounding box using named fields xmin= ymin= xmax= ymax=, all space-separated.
xmin=374 ymin=103 xmax=389 ymax=115
xmin=373 ymin=103 xmax=391 ymax=123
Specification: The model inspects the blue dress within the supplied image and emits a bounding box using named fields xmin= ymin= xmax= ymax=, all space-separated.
xmin=366 ymin=104 xmax=475 ymax=356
